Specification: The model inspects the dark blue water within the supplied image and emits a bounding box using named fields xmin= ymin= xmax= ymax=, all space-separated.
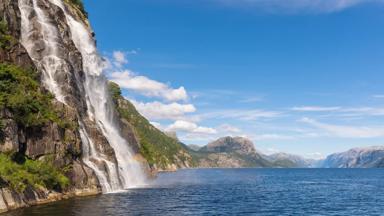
xmin=4 ymin=169 xmax=384 ymax=216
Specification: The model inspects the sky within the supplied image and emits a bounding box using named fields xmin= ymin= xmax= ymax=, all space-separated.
xmin=83 ymin=0 xmax=384 ymax=159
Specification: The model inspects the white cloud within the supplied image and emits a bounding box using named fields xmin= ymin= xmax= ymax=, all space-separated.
xmin=113 ymin=51 xmax=129 ymax=67
xmin=131 ymin=100 xmax=196 ymax=120
xmin=292 ymin=106 xmax=341 ymax=112
xmin=217 ymin=124 xmax=241 ymax=133
xmin=341 ymin=107 xmax=384 ymax=116
xmin=300 ymin=117 xmax=384 ymax=138
xmin=109 ymin=70 xmax=188 ymax=101
xmin=214 ymin=0 xmax=381 ymax=13
xmin=167 ymin=120 xmax=217 ymax=135
xmin=150 ymin=121 xmax=163 ymax=130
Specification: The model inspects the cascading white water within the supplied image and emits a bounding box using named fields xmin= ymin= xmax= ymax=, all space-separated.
xmin=19 ymin=0 xmax=66 ymax=104
xmin=18 ymin=0 xmax=146 ymax=192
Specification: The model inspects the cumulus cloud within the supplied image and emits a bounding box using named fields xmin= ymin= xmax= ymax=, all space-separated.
xmin=109 ymin=70 xmax=188 ymax=101
xmin=131 ymin=100 xmax=196 ymax=120
xmin=214 ymin=0 xmax=381 ymax=13
xmin=166 ymin=120 xmax=217 ymax=135
xmin=113 ymin=51 xmax=129 ymax=67
xmin=300 ymin=117 xmax=384 ymax=138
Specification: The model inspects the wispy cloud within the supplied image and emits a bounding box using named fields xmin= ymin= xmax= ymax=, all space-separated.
xmin=214 ymin=0 xmax=381 ymax=13
xmin=199 ymin=109 xmax=282 ymax=121
xmin=238 ymin=96 xmax=263 ymax=103
xmin=292 ymin=106 xmax=341 ymax=112
xmin=292 ymin=106 xmax=384 ymax=117
xmin=373 ymin=95 xmax=384 ymax=99
xmin=300 ymin=117 xmax=384 ymax=138
xmin=217 ymin=124 xmax=241 ymax=133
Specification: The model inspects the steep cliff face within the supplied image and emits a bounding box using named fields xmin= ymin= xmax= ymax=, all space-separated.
xmin=0 ymin=0 xmax=108 ymax=212
xmin=0 ymin=0 xmax=158 ymax=212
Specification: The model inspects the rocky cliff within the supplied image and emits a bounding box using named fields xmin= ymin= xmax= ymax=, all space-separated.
xmin=321 ymin=146 xmax=384 ymax=168
xmin=0 ymin=0 xmax=101 ymax=212
xmin=0 ymin=0 xmax=191 ymax=213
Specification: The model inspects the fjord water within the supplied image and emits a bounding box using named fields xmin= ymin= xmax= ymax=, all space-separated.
xmin=5 ymin=169 xmax=384 ymax=216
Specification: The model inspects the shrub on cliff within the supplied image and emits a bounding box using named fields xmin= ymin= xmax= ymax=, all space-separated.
xmin=67 ymin=0 xmax=87 ymax=17
xmin=0 ymin=19 xmax=14 ymax=50
xmin=0 ymin=64 xmax=70 ymax=128
xmin=0 ymin=153 xmax=70 ymax=192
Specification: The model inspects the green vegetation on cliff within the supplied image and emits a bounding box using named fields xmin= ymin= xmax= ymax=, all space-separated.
xmin=0 ymin=153 xmax=69 ymax=192
xmin=0 ymin=19 xmax=14 ymax=50
xmin=109 ymin=82 xmax=191 ymax=169
xmin=66 ymin=0 xmax=87 ymax=17
xmin=0 ymin=64 xmax=72 ymax=129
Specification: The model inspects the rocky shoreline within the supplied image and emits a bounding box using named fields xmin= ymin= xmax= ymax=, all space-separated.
xmin=0 ymin=187 xmax=100 ymax=214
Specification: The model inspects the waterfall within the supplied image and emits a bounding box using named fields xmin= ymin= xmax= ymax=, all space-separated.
xmin=18 ymin=0 xmax=146 ymax=193
xmin=18 ymin=0 xmax=66 ymax=103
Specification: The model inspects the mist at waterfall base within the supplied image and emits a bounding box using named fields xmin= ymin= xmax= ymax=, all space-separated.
xmin=4 ymin=169 xmax=384 ymax=216
xmin=18 ymin=0 xmax=146 ymax=192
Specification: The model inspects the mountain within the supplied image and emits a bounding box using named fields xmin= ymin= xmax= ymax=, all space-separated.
xmin=187 ymin=144 xmax=201 ymax=151
xmin=266 ymin=153 xmax=315 ymax=168
xmin=0 ymin=0 xmax=192 ymax=213
xmin=192 ymin=136 xmax=272 ymax=168
xmin=321 ymin=146 xmax=384 ymax=168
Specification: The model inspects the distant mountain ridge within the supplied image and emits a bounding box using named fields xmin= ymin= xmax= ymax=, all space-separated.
xmin=266 ymin=152 xmax=316 ymax=168
xmin=190 ymin=136 xmax=272 ymax=168
xmin=321 ymin=146 xmax=384 ymax=168
xmin=189 ymin=136 xmax=315 ymax=168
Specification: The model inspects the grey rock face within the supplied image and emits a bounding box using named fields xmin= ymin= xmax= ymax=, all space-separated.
xmin=0 ymin=0 xmax=145 ymax=211
xmin=322 ymin=146 xmax=384 ymax=168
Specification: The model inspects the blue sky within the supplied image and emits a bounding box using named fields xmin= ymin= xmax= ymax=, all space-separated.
xmin=84 ymin=0 xmax=384 ymax=158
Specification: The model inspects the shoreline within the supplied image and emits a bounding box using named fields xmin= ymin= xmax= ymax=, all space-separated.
xmin=0 ymin=187 xmax=101 ymax=214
